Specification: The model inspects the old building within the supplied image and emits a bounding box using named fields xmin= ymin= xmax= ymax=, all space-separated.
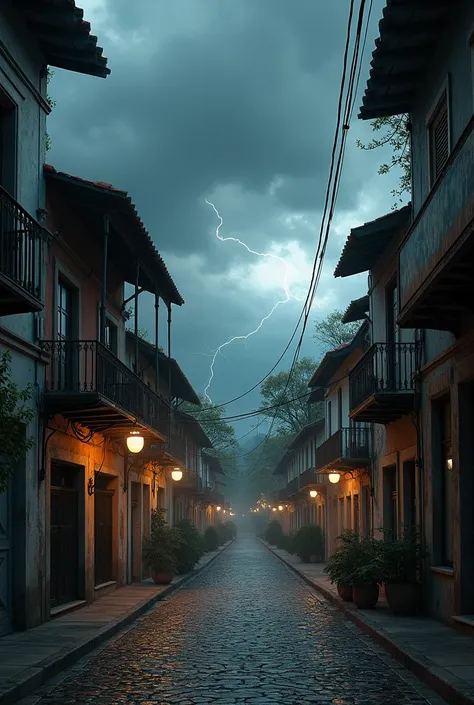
xmin=40 ymin=165 xmax=186 ymax=617
xmin=357 ymin=0 xmax=474 ymax=625
xmin=308 ymin=323 xmax=372 ymax=556
xmin=0 ymin=3 xmax=109 ymax=635
xmin=334 ymin=210 xmax=419 ymax=545
xmin=272 ymin=419 xmax=327 ymax=553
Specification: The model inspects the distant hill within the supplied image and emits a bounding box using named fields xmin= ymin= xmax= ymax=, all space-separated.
xmin=237 ymin=433 xmax=267 ymax=472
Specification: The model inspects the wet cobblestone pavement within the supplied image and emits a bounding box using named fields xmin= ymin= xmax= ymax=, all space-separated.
xmin=22 ymin=538 xmax=448 ymax=705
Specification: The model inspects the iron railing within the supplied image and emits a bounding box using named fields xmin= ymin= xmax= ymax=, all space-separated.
xmin=0 ymin=185 xmax=45 ymax=302
xmin=41 ymin=340 xmax=169 ymax=436
xmin=316 ymin=427 xmax=371 ymax=470
xmin=298 ymin=466 xmax=328 ymax=488
xmin=349 ymin=342 xmax=418 ymax=412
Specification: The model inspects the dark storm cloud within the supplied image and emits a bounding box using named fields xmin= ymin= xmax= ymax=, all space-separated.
xmin=49 ymin=0 xmax=385 ymax=263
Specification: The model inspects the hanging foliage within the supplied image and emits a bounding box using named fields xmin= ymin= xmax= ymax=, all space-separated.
xmin=0 ymin=351 xmax=35 ymax=493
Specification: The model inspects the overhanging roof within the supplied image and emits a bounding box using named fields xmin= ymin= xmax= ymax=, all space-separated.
xmin=126 ymin=332 xmax=200 ymax=405
xmin=178 ymin=413 xmax=213 ymax=448
xmin=273 ymin=449 xmax=294 ymax=476
xmin=44 ymin=165 xmax=183 ymax=306
xmin=202 ymin=451 xmax=225 ymax=475
xmin=342 ymin=295 xmax=369 ymax=324
xmin=17 ymin=1 xmax=110 ymax=78
xmin=334 ymin=206 xmax=411 ymax=278
xmin=359 ymin=1 xmax=452 ymax=120
xmin=288 ymin=418 xmax=325 ymax=451
xmin=308 ymin=321 xmax=368 ymax=403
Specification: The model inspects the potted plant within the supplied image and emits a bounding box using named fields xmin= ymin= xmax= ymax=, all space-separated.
xmin=380 ymin=526 xmax=425 ymax=615
xmin=174 ymin=520 xmax=204 ymax=574
xmin=142 ymin=509 xmax=183 ymax=584
xmin=293 ymin=525 xmax=325 ymax=563
xmin=350 ymin=536 xmax=383 ymax=609
xmin=325 ymin=530 xmax=360 ymax=602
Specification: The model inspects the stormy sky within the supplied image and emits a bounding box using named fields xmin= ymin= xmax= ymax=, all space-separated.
xmin=48 ymin=0 xmax=402 ymax=437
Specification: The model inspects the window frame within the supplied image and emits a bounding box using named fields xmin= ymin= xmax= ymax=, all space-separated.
xmin=425 ymin=77 xmax=451 ymax=188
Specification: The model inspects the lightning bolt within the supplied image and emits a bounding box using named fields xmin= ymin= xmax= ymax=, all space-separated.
xmin=204 ymin=199 xmax=303 ymax=402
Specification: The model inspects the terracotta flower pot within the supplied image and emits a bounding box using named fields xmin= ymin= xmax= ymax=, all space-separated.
xmin=151 ymin=571 xmax=174 ymax=585
xmin=352 ymin=583 xmax=379 ymax=609
xmin=385 ymin=583 xmax=422 ymax=615
xmin=337 ymin=584 xmax=353 ymax=602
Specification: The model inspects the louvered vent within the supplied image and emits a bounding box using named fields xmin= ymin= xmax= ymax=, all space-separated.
xmin=429 ymin=92 xmax=449 ymax=183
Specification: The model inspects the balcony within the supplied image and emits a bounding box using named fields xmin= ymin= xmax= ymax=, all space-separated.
xmin=0 ymin=185 xmax=47 ymax=316
xmin=173 ymin=470 xmax=202 ymax=494
xmin=41 ymin=340 xmax=169 ymax=441
xmin=315 ymin=427 xmax=371 ymax=472
xmin=283 ymin=469 xmax=328 ymax=499
xmin=349 ymin=342 xmax=418 ymax=424
xmin=398 ymin=115 xmax=474 ymax=334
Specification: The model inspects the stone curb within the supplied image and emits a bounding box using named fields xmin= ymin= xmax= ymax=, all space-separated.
xmin=0 ymin=540 xmax=233 ymax=705
xmin=262 ymin=540 xmax=474 ymax=705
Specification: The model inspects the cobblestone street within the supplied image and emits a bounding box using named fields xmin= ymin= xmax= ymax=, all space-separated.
xmin=22 ymin=538 xmax=448 ymax=705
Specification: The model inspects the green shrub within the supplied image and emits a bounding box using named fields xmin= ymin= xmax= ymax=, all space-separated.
xmin=225 ymin=520 xmax=237 ymax=539
xmin=293 ymin=525 xmax=325 ymax=563
xmin=265 ymin=520 xmax=283 ymax=546
xmin=325 ymin=530 xmax=383 ymax=586
xmin=143 ymin=509 xmax=183 ymax=574
xmin=204 ymin=526 xmax=220 ymax=552
xmin=216 ymin=522 xmax=232 ymax=545
xmin=277 ymin=533 xmax=295 ymax=553
xmin=174 ymin=520 xmax=205 ymax=574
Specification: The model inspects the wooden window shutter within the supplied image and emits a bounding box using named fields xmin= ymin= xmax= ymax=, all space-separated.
xmin=429 ymin=91 xmax=449 ymax=182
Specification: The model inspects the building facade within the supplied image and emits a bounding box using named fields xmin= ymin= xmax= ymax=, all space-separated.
xmin=357 ymin=0 xmax=474 ymax=625
xmin=0 ymin=3 xmax=109 ymax=636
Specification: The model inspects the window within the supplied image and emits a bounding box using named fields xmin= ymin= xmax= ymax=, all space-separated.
xmin=0 ymin=91 xmax=17 ymax=195
xmin=57 ymin=279 xmax=73 ymax=342
xmin=337 ymin=387 xmax=343 ymax=430
xmin=362 ymin=485 xmax=371 ymax=537
xmin=384 ymin=465 xmax=398 ymax=539
xmin=428 ymin=89 xmax=449 ymax=184
xmin=104 ymin=318 xmax=118 ymax=354
xmin=440 ymin=399 xmax=454 ymax=566
xmin=327 ymin=401 xmax=332 ymax=437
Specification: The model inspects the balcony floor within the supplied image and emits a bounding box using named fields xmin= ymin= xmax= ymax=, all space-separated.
xmin=43 ymin=391 xmax=167 ymax=441
xmin=319 ymin=456 xmax=371 ymax=472
xmin=350 ymin=392 xmax=415 ymax=424
xmin=0 ymin=273 xmax=43 ymax=316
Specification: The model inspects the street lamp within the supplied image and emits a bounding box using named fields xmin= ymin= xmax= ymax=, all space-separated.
xmin=171 ymin=468 xmax=183 ymax=482
xmin=126 ymin=430 xmax=144 ymax=454
xmin=216 ymin=506 xmax=222 ymax=512
xmin=328 ymin=472 xmax=341 ymax=484
xmin=272 ymin=507 xmax=277 ymax=512
xmin=310 ymin=489 xmax=318 ymax=498
xmin=278 ymin=505 xmax=283 ymax=511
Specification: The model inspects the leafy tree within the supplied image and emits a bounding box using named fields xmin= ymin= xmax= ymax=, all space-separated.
xmin=0 ymin=352 xmax=34 ymax=493
xmin=258 ymin=357 xmax=321 ymax=434
xmin=313 ymin=310 xmax=360 ymax=351
xmin=180 ymin=396 xmax=240 ymax=479
xmin=356 ymin=114 xmax=410 ymax=207
xmin=245 ymin=430 xmax=294 ymax=500
xmin=45 ymin=69 xmax=57 ymax=153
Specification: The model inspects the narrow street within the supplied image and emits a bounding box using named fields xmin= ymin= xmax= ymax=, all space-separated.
xmin=21 ymin=538 xmax=447 ymax=705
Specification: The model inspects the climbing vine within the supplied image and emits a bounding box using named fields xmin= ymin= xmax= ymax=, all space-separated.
xmin=0 ymin=351 xmax=35 ymax=493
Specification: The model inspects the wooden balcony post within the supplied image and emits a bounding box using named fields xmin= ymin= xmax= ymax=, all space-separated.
xmin=100 ymin=214 xmax=109 ymax=345
xmin=167 ymin=303 xmax=172 ymax=441
xmin=154 ymin=292 xmax=160 ymax=395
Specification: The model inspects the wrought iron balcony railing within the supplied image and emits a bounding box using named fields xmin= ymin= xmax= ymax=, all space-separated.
xmin=316 ymin=427 xmax=371 ymax=470
xmin=298 ymin=466 xmax=329 ymax=488
xmin=41 ymin=339 xmax=169 ymax=436
xmin=349 ymin=342 xmax=418 ymax=412
xmin=0 ymin=185 xmax=46 ymax=311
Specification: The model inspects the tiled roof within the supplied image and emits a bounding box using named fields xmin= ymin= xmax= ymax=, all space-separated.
xmin=202 ymin=451 xmax=225 ymax=475
xmin=18 ymin=0 xmax=110 ymax=78
xmin=44 ymin=165 xmax=184 ymax=306
xmin=342 ymin=295 xmax=370 ymax=324
xmin=288 ymin=418 xmax=325 ymax=451
xmin=177 ymin=412 xmax=213 ymax=449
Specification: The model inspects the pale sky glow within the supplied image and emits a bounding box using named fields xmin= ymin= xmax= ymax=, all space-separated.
xmin=49 ymin=0 xmax=404 ymax=421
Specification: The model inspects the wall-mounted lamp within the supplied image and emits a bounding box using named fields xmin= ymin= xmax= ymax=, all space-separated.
xmin=446 ymin=457 xmax=453 ymax=471
xmin=310 ymin=489 xmax=318 ymax=498
xmin=216 ymin=506 xmax=222 ymax=512
xmin=328 ymin=472 xmax=341 ymax=484
xmin=171 ymin=468 xmax=183 ymax=482
xmin=278 ymin=505 xmax=283 ymax=511
xmin=127 ymin=430 xmax=144 ymax=454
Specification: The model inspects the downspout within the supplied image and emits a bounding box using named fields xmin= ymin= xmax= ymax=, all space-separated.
xmin=134 ymin=261 xmax=140 ymax=373
xmin=100 ymin=214 xmax=109 ymax=344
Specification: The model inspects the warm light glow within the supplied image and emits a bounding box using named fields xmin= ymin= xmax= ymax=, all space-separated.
xmin=171 ymin=468 xmax=183 ymax=482
xmin=329 ymin=472 xmax=341 ymax=484
xmin=446 ymin=457 xmax=453 ymax=471
xmin=216 ymin=506 xmax=222 ymax=512
xmin=272 ymin=507 xmax=277 ymax=512
xmin=310 ymin=489 xmax=318 ymax=498
xmin=278 ymin=505 xmax=283 ymax=511
xmin=126 ymin=431 xmax=144 ymax=454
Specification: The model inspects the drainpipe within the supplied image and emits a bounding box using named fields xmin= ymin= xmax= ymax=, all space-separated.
xmin=154 ymin=293 xmax=160 ymax=395
xmin=100 ymin=214 xmax=109 ymax=344
xmin=134 ymin=261 xmax=139 ymax=373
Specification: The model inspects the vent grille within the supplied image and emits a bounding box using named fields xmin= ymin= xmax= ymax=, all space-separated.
xmin=429 ymin=92 xmax=449 ymax=182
